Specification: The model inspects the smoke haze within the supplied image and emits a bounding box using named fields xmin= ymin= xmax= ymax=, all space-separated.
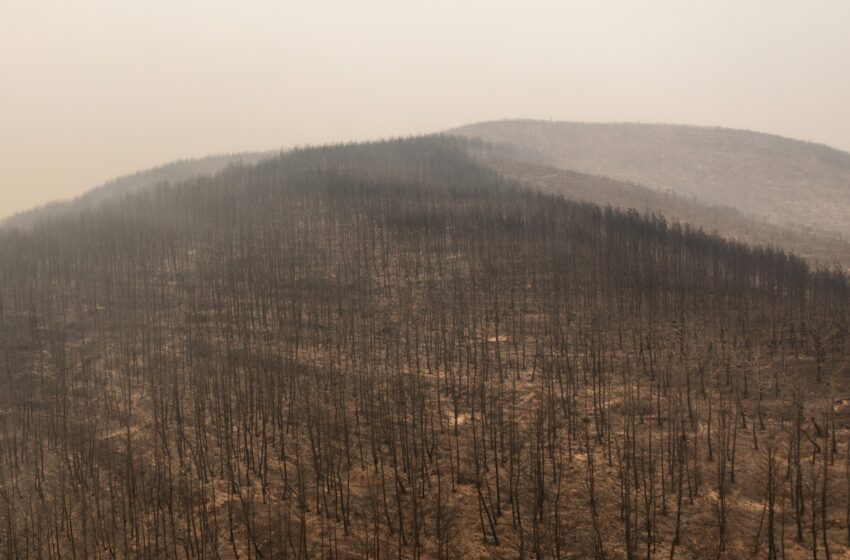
xmin=2 ymin=0 xmax=849 ymax=217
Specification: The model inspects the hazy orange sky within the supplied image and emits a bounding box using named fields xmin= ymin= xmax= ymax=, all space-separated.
xmin=2 ymin=0 xmax=849 ymax=219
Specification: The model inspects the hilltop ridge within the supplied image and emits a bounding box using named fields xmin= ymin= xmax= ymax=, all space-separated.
xmin=451 ymin=119 xmax=850 ymax=238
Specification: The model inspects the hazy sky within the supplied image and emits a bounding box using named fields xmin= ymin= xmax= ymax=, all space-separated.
xmin=2 ymin=0 xmax=849 ymax=218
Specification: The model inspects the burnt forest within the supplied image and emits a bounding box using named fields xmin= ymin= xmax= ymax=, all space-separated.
xmin=1 ymin=137 xmax=849 ymax=559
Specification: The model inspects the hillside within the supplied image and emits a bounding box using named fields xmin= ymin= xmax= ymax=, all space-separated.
xmin=1 ymin=137 xmax=849 ymax=558
xmin=488 ymin=158 xmax=850 ymax=269
xmin=9 ymin=132 xmax=849 ymax=270
xmin=1 ymin=151 xmax=271 ymax=229
xmin=451 ymin=120 xmax=850 ymax=238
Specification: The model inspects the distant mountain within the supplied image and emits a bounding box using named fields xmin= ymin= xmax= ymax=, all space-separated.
xmin=2 ymin=151 xmax=271 ymax=229
xmin=450 ymin=120 xmax=850 ymax=238
xmin=488 ymin=159 xmax=850 ymax=269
